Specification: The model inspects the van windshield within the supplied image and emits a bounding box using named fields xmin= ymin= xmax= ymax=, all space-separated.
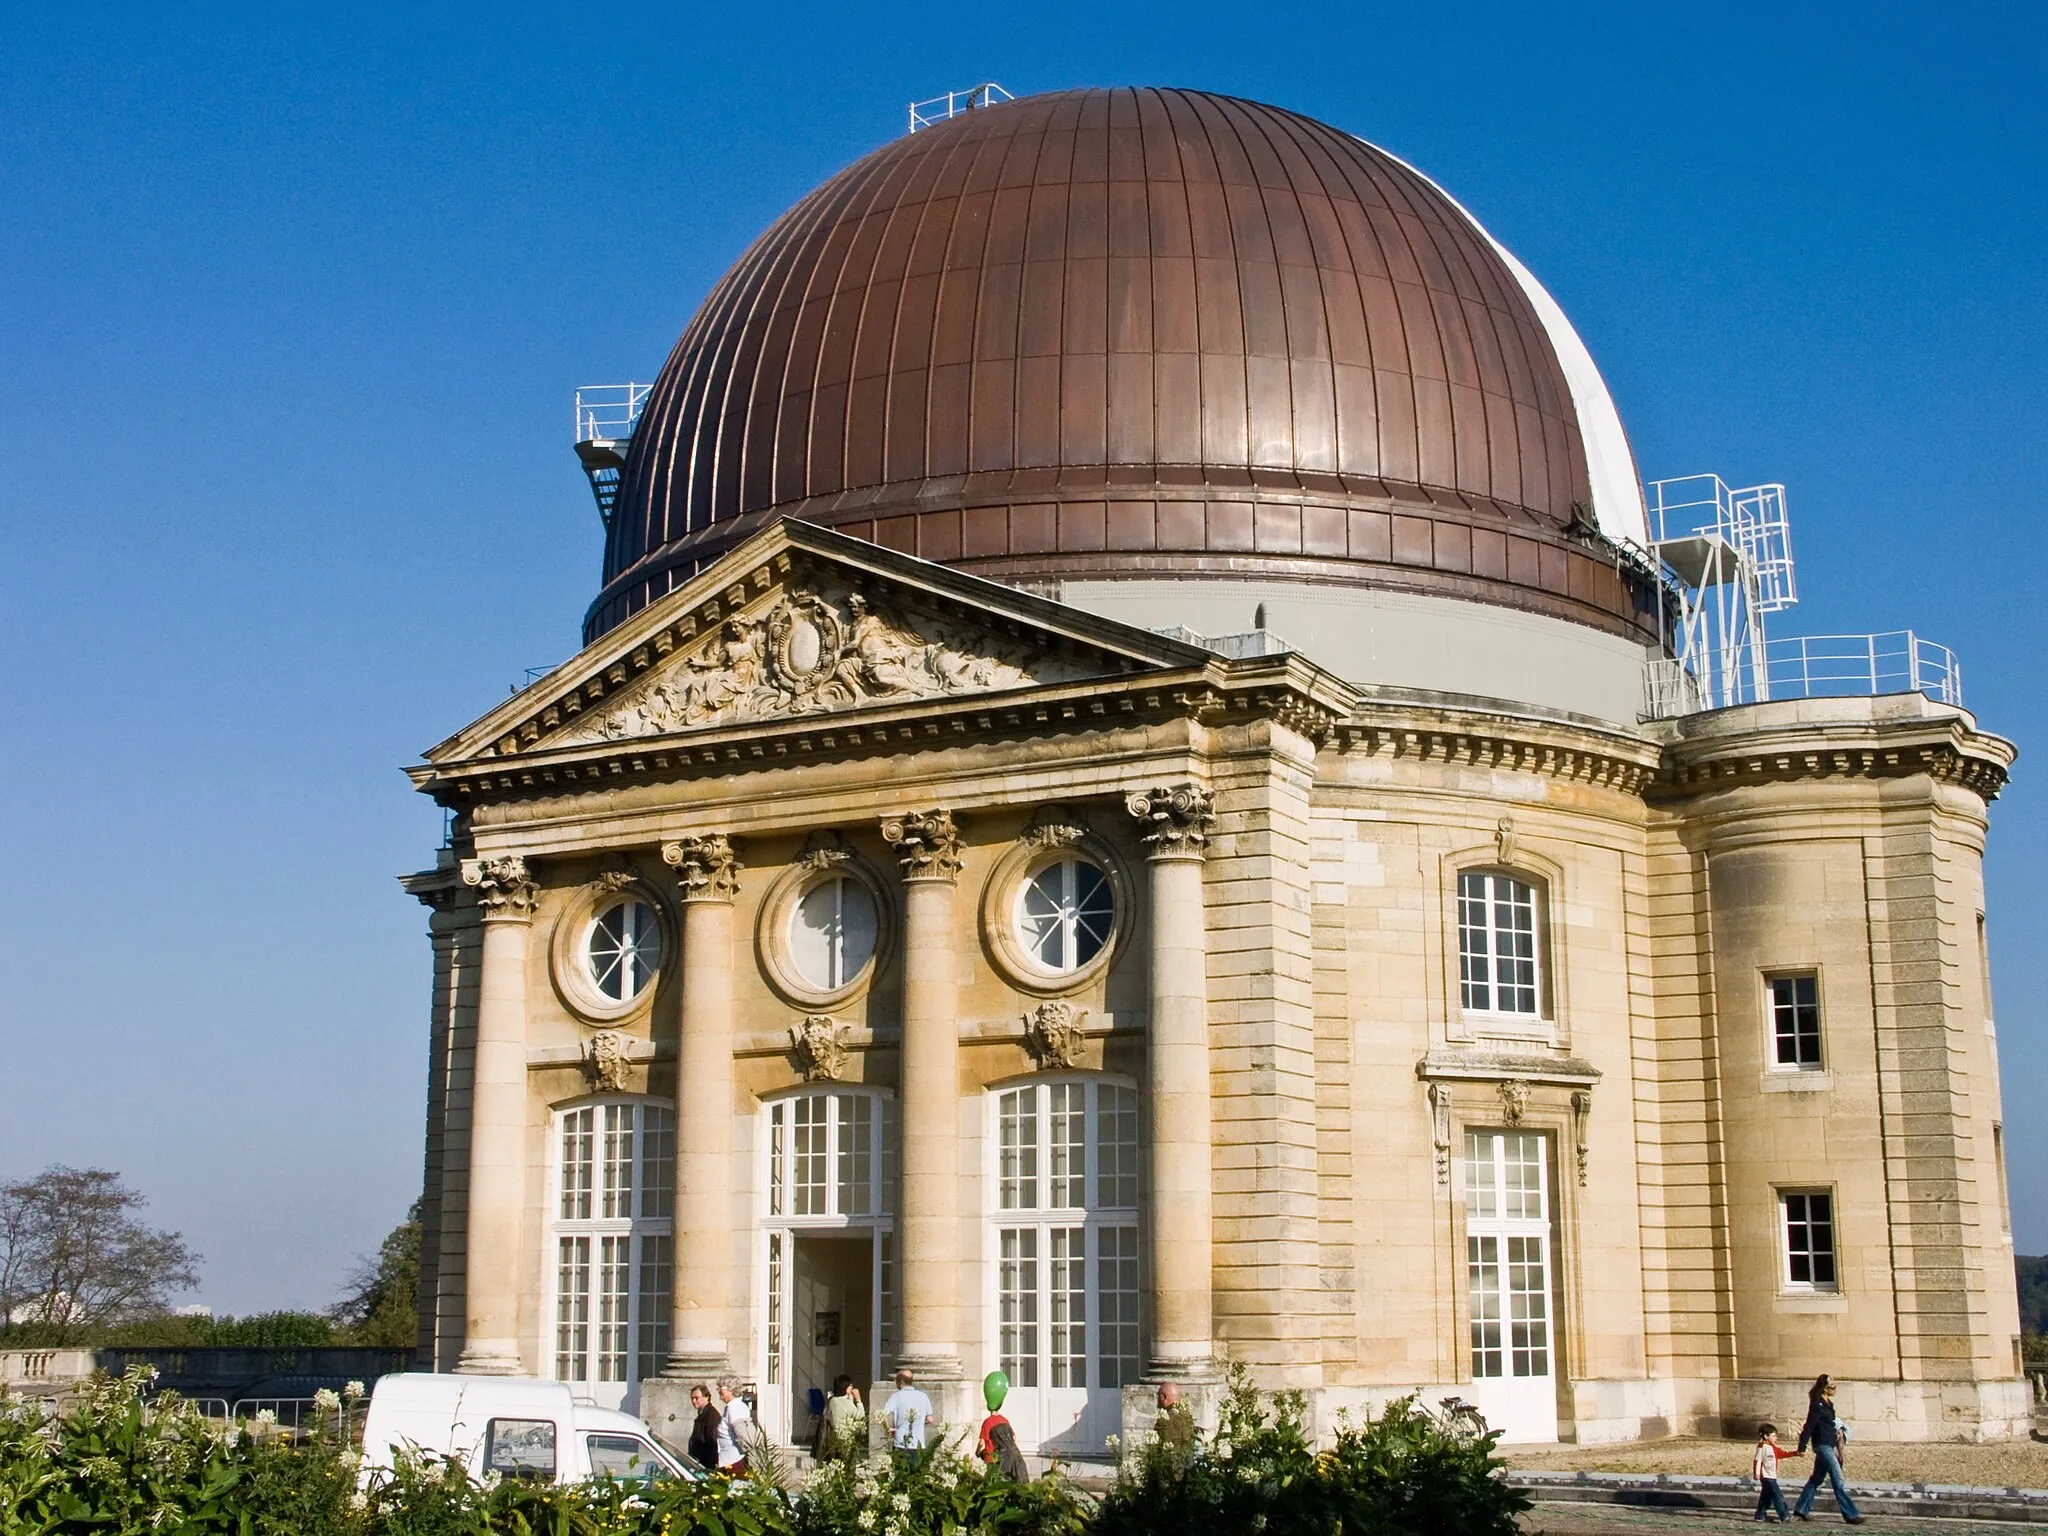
xmin=586 ymin=1434 xmax=673 ymax=1482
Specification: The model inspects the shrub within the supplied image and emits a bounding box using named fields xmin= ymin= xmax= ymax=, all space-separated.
xmin=1 ymin=1367 xmax=358 ymax=1535
xmin=1094 ymin=1365 xmax=1528 ymax=1536
xmin=797 ymin=1437 xmax=1086 ymax=1536
xmin=0 ymin=1365 xmax=1521 ymax=1535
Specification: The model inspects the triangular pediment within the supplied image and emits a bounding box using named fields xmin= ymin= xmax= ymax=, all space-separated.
xmin=425 ymin=520 xmax=1215 ymax=766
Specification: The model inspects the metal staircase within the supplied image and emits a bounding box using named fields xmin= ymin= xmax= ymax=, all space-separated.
xmin=573 ymin=384 xmax=651 ymax=530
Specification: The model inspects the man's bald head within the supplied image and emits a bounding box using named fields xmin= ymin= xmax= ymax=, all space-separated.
xmin=1156 ymin=1381 xmax=1182 ymax=1410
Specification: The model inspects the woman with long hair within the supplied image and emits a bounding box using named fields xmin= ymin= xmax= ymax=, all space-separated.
xmin=1793 ymin=1375 xmax=1864 ymax=1524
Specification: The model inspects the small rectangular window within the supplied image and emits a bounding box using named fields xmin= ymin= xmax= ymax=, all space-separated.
xmin=1781 ymin=1190 xmax=1837 ymax=1290
xmin=1768 ymin=973 xmax=1823 ymax=1069
xmin=1993 ymin=1124 xmax=2011 ymax=1236
xmin=485 ymin=1417 xmax=557 ymax=1480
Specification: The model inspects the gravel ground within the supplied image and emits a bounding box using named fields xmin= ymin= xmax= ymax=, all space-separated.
xmin=1508 ymin=1436 xmax=2048 ymax=1491
xmin=1519 ymin=1500 xmax=2043 ymax=1534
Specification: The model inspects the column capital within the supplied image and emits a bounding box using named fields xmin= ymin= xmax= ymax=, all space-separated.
xmin=882 ymin=808 xmax=963 ymax=882
xmin=1125 ymin=784 xmax=1214 ymax=859
xmin=662 ymin=834 xmax=743 ymax=902
xmin=460 ymin=856 xmax=539 ymax=920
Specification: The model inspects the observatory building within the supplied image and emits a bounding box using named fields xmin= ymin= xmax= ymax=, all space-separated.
xmin=403 ymin=87 xmax=2026 ymax=1450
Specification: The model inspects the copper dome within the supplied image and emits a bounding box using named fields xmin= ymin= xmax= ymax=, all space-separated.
xmin=588 ymin=88 xmax=1655 ymax=644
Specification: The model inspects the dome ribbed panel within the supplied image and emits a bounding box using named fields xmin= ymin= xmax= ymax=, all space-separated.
xmin=590 ymin=88 xmax=1628 ymax=643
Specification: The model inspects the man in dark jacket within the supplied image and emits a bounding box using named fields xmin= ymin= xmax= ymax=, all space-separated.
xmin=1792 ymin=1376 xmax=1864 ymax=1524
xmin=685 ymin=1383 xmax=722 ymax=1470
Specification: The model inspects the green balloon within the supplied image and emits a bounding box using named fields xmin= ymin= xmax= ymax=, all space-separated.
xmin=982 ymin=1369 xmax=1009 ymax=1411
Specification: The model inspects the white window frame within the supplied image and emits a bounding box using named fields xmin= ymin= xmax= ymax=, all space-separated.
xmin=1014 ymin=857 xmax=1117 ymax=976
xmin=984 ymin=1076 xmax=1144 ymax=1394
xmin=1457 ymin=869 xmax=1546 ymax=1021
xmin=587 ymin=898 xmax=662 ymax=1003
xmin=545 ymin=1098 xmax=675 ymax=1394
xmin=1766 ymin=971 xmax=1824 ymax=1071
xmin=787 ymin=873 xmax=880 ymax=993
xmin=1778 ymin=1188 xmax=1839 ymax=1293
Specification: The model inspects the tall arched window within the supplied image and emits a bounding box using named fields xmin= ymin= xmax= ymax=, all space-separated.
xmin=1458 ymin=870 xmax=1544 ymax=1017
xmin=987 ymin=1076 xmax=1141 ymax=1455
xmin=548 ymin=1099 xmax=673 ymax=1406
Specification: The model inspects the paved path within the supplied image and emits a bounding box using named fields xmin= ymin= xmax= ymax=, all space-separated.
xmin=1525 ymin=1501 xmax=2047 ymax=1533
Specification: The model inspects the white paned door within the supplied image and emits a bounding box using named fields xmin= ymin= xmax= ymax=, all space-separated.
xmin=989 ymin=1080 xmax=1141 ymax=1456
xmin=1463 ymin=1130 xmax=1558 ymax=1443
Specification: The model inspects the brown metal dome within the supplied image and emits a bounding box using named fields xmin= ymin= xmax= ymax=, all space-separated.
xmin=588 ymin=88 xmax=1654 ymax=644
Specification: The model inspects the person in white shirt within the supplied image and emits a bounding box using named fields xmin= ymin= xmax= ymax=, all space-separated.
xmin=714 ymin=1375 xmax=754 ymax=1472
xmin=1752 ymin=1421 xmax=1798 ymax=1522
xmin=882 ymin=1367 xmax=934 ymax=1464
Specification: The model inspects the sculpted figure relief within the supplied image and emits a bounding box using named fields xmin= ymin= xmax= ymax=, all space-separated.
xmin=573 ymin=587 xmax=1040 ymax=743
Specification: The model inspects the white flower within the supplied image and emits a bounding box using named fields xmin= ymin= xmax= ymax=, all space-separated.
xmin=255 ymin=1409 xmax=277 ymax=1426
xmin=890 ymin=1491 xmax=910 ymax=1513
xmin=343 ymin=1380 xmax=366 ymax=1400
xmin=313 ymin=1389 xmax=341 ymax=1411
xmin=857 ymin=1512 xmax=877 ymax=1532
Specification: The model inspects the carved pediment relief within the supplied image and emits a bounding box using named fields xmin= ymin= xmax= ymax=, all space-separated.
xmin=560 ymin=583 xmax=1079 ymax=746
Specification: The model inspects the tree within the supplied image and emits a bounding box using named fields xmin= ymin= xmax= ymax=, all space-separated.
xmin=328 ymin=1199 xmax=421 ymax=1347
xmin=0 ymin=1167 xmax=201 ymax=1342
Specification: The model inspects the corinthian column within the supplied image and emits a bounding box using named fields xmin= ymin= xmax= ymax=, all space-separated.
xmin=882 ymin=808 xmax=965 ymax=1380
xmin=456 ymin=854 xmax=539 ymax=1375
xmin=660 ymin=833 xmax=743 ymax=1379
xmin=1126 ymin=785 xmax=1216 ymax=1378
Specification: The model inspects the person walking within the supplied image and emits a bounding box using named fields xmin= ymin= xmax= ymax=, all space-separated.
xmin=1752 ymin=1421 xmax=1797 ymax=1522
xmin=1792 ymin=1375 xmax=1864 ymax=1524
xmin=686 ymin=1383 xmax=721 ymax=1470
xmin=714 ymin=1375 xmax=755 ymax=1474
xmin=882 ymin=1367 xmax=934 ymax=1467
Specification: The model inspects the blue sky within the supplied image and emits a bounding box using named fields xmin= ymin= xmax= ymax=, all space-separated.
xmin=2 ymin=3 xmax=2043 ymax=1313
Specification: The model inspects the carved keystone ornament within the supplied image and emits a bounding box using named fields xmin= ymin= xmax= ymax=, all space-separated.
xmin=1023 ymin=1000 xmax=1088 ymax=1069
xmin=790 ymin=1015 xmax=849 ymax=1081
xmin=1126 ymin=785 xmax=1214 ymax=857
xmin=1497 ymin=1078 xmax=1531 ymax=1126
xmin=584 ymin=1031 xmax=629 ymax=1092
xmin=662 ymin=834 xmax=743 ymax=901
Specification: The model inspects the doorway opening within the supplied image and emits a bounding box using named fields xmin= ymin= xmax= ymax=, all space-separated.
xmin=1463 ymin=1128 xmax=1559 ymax=1443
xmin=759 ymin=1089 xmax=895 ymax=1446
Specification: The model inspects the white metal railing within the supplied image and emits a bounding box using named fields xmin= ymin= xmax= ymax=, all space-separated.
xmin=574 ymin=383 xmax=651 ymax=445
xmin=1763 ymin=631 xmax=1961 ymax=706
xmin=908 ymin=83 xmax=1013 ymax=133
xmin=1645 ymin=631 xmax=1961 ymax=718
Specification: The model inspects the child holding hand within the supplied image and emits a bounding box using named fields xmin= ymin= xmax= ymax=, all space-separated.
xmin=1753 ymin=1422 xmax=1800 ymax=1522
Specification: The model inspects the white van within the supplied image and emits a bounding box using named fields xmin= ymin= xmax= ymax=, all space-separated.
xmin=359 ymin=1373 xmax=696 ymax=1488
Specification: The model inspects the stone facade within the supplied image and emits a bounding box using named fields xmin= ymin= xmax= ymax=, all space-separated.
xmin=403 ymin=520 xmax=2026 ymax=1449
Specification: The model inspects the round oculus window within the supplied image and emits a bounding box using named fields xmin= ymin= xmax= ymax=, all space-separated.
xmin=1016 ymin=857 xmax=1114 ymax=974
xmin=788 ymin=875 xmax=879 ymax=992
xmin=588 ymin=898 xmax=661 ymax=1002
